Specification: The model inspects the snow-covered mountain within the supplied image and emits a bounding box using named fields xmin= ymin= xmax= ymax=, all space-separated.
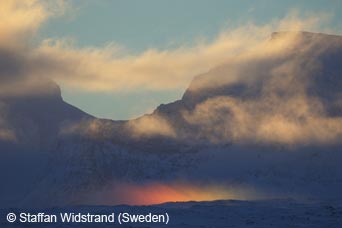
xmin=2 ymin=199 xmax=341 ymax=228
xmin=0 ymin=79 xmax=91 ymax=150
xmin=0 ymin=32 xmax=341 ymax=208
xmin=0 ymin=79 xmax=93 ymax=206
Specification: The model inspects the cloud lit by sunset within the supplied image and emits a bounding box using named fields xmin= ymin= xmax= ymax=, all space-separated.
xmin=0 ymin=3 xmax=342 ymax=224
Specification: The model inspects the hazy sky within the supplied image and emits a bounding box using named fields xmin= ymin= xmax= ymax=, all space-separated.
xmin=37 ymin=0 xmax=342 ymax=120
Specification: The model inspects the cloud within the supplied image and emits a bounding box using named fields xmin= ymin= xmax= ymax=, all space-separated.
xmin=0 ymin=0 xmax=67 ymax=96
xmin=59 ymin=118 xmax=116 ymax=140
xmin=0 ymin=1 xmax=330 ymax=95
xmin=0 ymin=102 xmax=17 ymax=142
xmin=125 ymin=114 xmax=176 ymax=138
xmin=0 ymin=1 xmax=340 ymax=145
xmin=0 ymin=0 xmax=47 ymax=47
xmin=38 ymin=12 xmax=327 ymax=93
xmin=0 ymin=0 xmax=66 ymax=47
xmin=180 ymin=32 xmax=342 ymax=145
xmin=182 ymin=96 xmax=342 ymax=145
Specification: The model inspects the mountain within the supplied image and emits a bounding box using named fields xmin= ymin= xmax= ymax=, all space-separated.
xmin=0 ymin=79 xmax=92 ymax=206
xmin=2 ymin=199 xmax=342 ymax=228
xmin=0 ymin=32 xmax=341 ymax=208
xmin=0 ymin=79 xmax=92 ymax=150
xmin=154 ymin=31 xmax=342 ymax=143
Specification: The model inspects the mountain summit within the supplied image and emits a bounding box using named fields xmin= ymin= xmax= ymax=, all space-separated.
xmin=153 ymin=31 xmax=342 ymax=145
xmin=0 ymin=32 xmax=341 ymax=207
xmin=0 ymin=79 xmax=91 ymax=149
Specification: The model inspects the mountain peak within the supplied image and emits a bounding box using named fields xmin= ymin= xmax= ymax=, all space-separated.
xmin=0 ymin=78 xmax=62 ymax=100
xmin=270 ymin=31 xmax=342 ymax=43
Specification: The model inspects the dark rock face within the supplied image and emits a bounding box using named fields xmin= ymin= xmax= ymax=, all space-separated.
xmin=152 ymin=32 xmax=342 ymax=144
xmin=0 ymin=79 xmax=92 ymax=150
xmin=181 ymin=32 xmax=342 ymax=113
xmin=1 ymin=32 xmax=342 ymax=208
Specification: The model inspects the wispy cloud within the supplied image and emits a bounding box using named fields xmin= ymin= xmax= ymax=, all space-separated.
xmin=181 ymin=32 xmax=342 ymax=145
xmin=125 ymin=114 xmax=176 ymax=138
xmin=39 ymin=11 xmax=327 ymax=92
xmin=0 ymin=1 xmax=331 ymax=95
xmin=0 ymin=0 xmax=66 ymax=47
xmin=0 ymin=102 xmax=16 ymax=142
xmin=0 ymin=1 xmax=340 ymax=145
xmin=0 ymin=0 xmax=66 ymax=96
xmin=182 ymin=95 xmax=342 ymax=145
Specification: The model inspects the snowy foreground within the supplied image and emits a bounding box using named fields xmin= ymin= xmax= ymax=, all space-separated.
xmin=1 ymin=199 xmax=341 ymax=228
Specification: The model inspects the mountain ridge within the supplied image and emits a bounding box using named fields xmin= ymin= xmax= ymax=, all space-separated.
xmin=0 ymin=31 xmax=341 ymax=207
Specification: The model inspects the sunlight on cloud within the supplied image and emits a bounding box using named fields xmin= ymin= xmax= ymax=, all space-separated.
xmin=182 ymin=96 xmax=342 ymax=145
xmin=0 ymin=1 xmax=340 ymax=146
xmin=0 ymin=1 xmax=330 ymax=95
xmin=125 ymin=115 xmax=176 ymax=138
xmin=0 ymin=0 xmax=46 ymax=46
xmin=0 ymin=0 xmax=67 ymax=96
xmin=59 ymin=118 xmax=117 ymax=140
xmin=37 ymin=12 xmax=327 ymax=93
xmin=0 ymin=0 xmax=66 ymax=47
xmin=180 ymin=31 xmax=342 ymax=145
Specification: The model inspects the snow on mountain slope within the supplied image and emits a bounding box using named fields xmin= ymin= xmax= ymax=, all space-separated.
xmin=1 ymin=32 xmax=342 ymax=208
xmin=0 ymin=79 xmax=92 ymax=150
xmin=155 ymin=32 xmax=342 ymax=144
xmin=1 ymin=199 xmax=342 ymax=227
xmin=0 ymin=79 xmax=93 ymax=207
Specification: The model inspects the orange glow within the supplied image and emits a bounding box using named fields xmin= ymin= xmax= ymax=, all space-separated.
xmin=103 ymin=182 xmax=238 ymax=205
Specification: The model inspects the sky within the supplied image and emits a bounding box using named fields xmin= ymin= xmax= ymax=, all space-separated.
xmin=27 ymin=0 xmax=342 ymax=119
